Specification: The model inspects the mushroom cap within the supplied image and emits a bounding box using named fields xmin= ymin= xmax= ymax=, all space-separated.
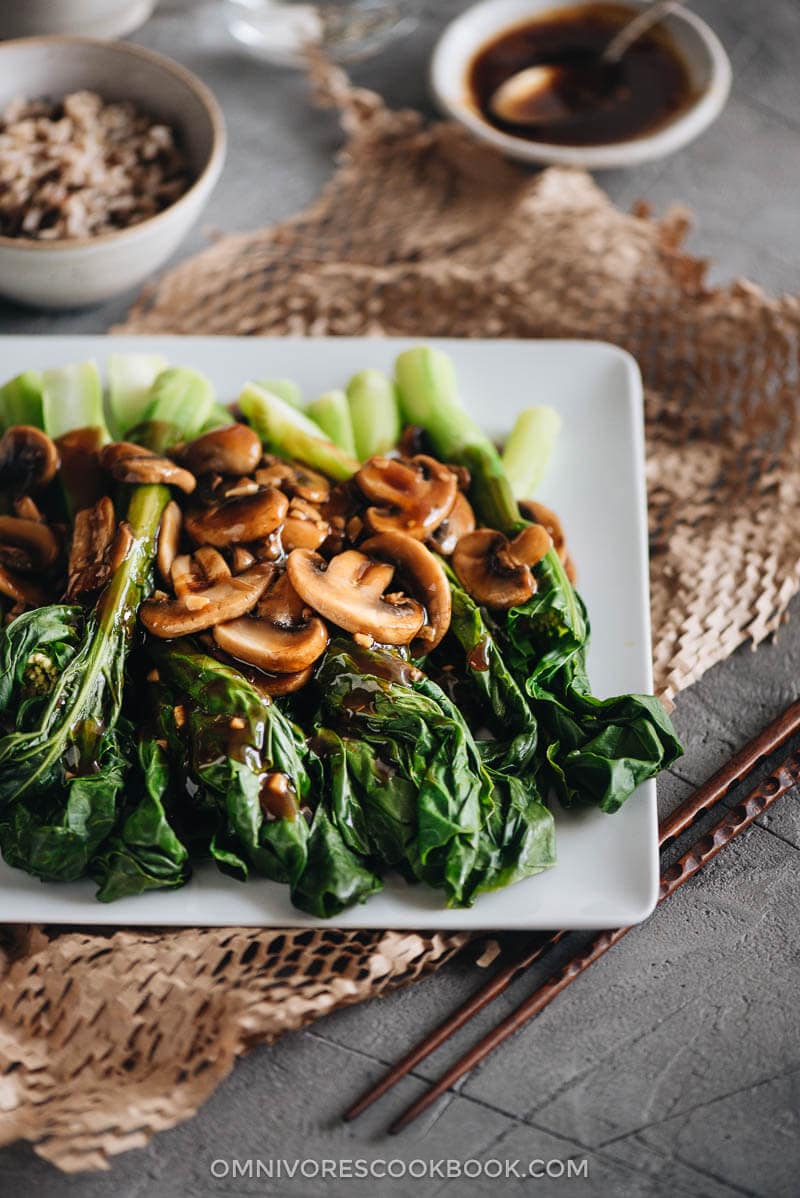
xmin=156 ymin=500 xmax=183 ymax=585
xmin=184 ymin=487 xmax=288 ymax=548
xmin=286 ymin=547 xmax=425 ymax=646
xmin=214 ymin=572 xmax=329 ymax=674
xmin=362 ymin=530 xmax=452 ymax=654
xmin=355 ymin=454 xmax=458 ymax=540
xmin=179 ymin=424 xmax=262 ymax=477
xmin=100 ymin=443 xmax=196 ymax=494
xmin=140 ymin=562 xmax=274 ymax=638
xmin=427 ymin=491 xmax=476 ymax=556
xmin=0 ymin=562 xmax=46 ymax=607
xmin=65 ymin=496 xmax=116 ymax=601
xmin=452 ymin=528 xmax=537 ymax=609
xmin=0 ymin=425 xmax=59 ymax=493
xmin=508 ymin=523 xmax=553 ymax=567
xmin=256 ymin=458 xmax=330 ymax=504
xmin=0 ymin=515 xmax=60 ymax=572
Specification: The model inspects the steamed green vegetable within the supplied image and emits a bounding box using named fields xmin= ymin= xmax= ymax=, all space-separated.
xmin=307 ymin=389 xmax=357 ymax=457
xmin=0 ymin=370 xmax=43 ymax=431
xmin=239 ymin=382 xmax=359 ymax=480
xmin=107 ymin=353 xmax=168 ymax=438
xmin=502 ymin=405 xmax=561 ymax=499
xmin=346 ymin=368 xmax=401 ymax=460
xmin=395 ymin=345 xmax=680 ymax=813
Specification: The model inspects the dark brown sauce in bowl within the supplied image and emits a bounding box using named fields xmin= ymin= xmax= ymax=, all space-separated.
xmin=468 ymin=3 xmax=696 ymax=146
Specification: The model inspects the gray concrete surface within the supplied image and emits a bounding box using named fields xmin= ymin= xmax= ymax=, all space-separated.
xmin=1 ymin=1 xmax=799 ymax=1194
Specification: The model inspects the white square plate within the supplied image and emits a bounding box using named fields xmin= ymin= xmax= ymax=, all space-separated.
xmin=0 ymin=336 xmax=657 ymax=929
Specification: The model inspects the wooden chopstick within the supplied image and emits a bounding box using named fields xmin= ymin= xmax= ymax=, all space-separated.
xmin=344 ymin=698 xmax=800 ymax=1127
xmin=387 ymin=739 xmax=800 ymax=1133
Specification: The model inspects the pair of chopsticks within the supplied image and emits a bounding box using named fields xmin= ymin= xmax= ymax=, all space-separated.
xmin=344 ymin=699 xmax=800 ymax=1133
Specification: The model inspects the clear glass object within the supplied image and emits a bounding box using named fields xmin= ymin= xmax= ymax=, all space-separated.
xmin=224 ymin=0 xmax=419 ymax=66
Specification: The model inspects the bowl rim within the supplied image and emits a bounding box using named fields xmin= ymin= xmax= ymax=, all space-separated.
xmin=0 ymin=34 xmax=226 ymax=252
xmin=429 ymin=0 xmax=733 ymax=169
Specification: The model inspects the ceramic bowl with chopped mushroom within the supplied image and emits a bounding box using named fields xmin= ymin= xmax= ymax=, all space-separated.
xmin=0 ymin=346 xmax=681 ymax=919
xmin=0 ymin=37 xmax=225 ymax=307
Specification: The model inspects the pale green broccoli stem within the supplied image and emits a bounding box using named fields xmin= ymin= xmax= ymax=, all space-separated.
xmin=42 ymin=361 xmax=109 ymax=443
xmin=239 ymin=382 xmax=358 ymax=481
xmin=257 ymin=378 xmax=304 ymax=409
xmin=0 ymin=370 xmax=43 ymax=431
xmin=307 ymin=389 xmax=357 ymax=457
xmin=501 ymin=405 xmax=561 ymax=500
xmin=140 ymin=367 xmax=216 ymax=442
xmin=346 ymin=368 xmax=401 ymax=461
xmin=107 ymin=353 xmax=168 ymax=438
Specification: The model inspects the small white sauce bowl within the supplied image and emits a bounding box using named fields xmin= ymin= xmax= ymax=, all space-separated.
xmin=430 ymin=0 xmax=732 ymax=169
xmin=0 ymin=36 xmax=226 ymax=309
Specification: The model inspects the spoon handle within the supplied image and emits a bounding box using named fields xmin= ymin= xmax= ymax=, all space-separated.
xmin=603 ymin=0 xmax=686 ymax=65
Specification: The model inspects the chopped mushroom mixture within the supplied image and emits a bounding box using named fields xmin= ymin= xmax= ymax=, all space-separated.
xmin=0 ymin=421 xmax=572 ymax=682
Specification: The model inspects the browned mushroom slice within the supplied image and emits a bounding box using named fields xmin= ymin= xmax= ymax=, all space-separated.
xmin=99 ymin=443 xmax=196 ymax=494
xmin=13 ymin=495 xmax=44 ymax=523
xmin=282 ymin=497 xmax=331 ymax=552
xmin=231 ymin=546 xmax=256 ymax=573
xmin=184 ymin=487 xmax=288 ymax=548
xmin=214 ymin=572 xmax=329 ymax=673
xmin=518 ymin=498 xmax=575 ymax=579
xmin=508 ymin=523 xmax=553 ymax=568
xmin=255 ymin=457 xmax=330 ymax=504
xmin=427 ymin=492 xmax=476 ymax=556
xmin=0 ymin=425 xmax=59 ymax=493
xmin=355 ymin=454 xmax=457 ymax=540
xmin=0 ymin=515 xmax=60 ymax=574
xmin=362 ymin=531 xmax=451 ymax=653
xmin=0 ymin=562 xmax=46 ymax=607
xmin=286 ymin=547 xmax=424 ymax=646
xmin=452 ymin=528 xmax=537 ymax=609
xmin=156 ymin=500 xmax=182 ymax=585
xmin=257 ymin=664 xmax=315 ymax=697
xmin=65 ymin=496 xmax=116 ymax=601
xmin=178 ymin=424 xmax=261 ymax=477
xmin=140 ymin=562 xmax=274 ymax=638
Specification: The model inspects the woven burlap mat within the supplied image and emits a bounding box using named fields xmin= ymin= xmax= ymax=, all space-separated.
xmin=2 ymin=65 xmax=800 ymax=1172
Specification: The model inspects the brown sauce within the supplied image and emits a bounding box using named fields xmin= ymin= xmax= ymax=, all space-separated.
xmin=468 ymin=3 xmax=695 ymax=146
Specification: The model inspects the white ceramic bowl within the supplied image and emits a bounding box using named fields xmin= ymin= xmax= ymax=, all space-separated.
xmin=0 ymin=37 xmax=226 ymax=309
xmin=430 ymin=0 xmax=732 ymax=169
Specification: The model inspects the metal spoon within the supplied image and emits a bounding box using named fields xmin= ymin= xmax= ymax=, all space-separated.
xmin=490 ymin=0 xmax=685 ymax=126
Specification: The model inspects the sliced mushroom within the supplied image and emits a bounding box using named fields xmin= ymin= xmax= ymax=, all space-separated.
xmin=193 ymin=546 xmax=232 ymax=586
xmin=156 ymin=500 xmax=182 ymax=585
xmin=256 ymin=457 xmax=330 ymax=504
xmin=286 ymin=547 xmax=424 ymax=646
xmin=65 ymin=496 xmax=116 ymax=601
xmin=0 ymin=515 xmax=60 ymax=574
xmin=0 ymin=562 xmax=45 ymax=607
xmin=518 ymin=498 xmax=576 ymax=580
xmin=141 ymin=562 xmax=275 ymax=639
xmin=256 ymin=664 xmax=315 ymax=697
xmin=355 ymin=454 xmax=457 ymax=539
xmin=427 ymin=492 xmax=476 ymax=556
xmin=99 ymin=443 xmax=196 ymax=493
xmin=214 ymin=572 xmax=329 ymax=673
xmin=184 ymin=487 xmax=288 ymax=548
xmin=362 ymin=531 xmax=452 ymax=653
xmin=453 ymin=529 xmax=537 ymax=609
xmin=178 ymin=424 xmax=261 ymax=477
xmin=0 ymin=425 xmax=59 ymax=493
xmin=13 ymin=496 xmax=44 ymax=523
xmin=282 ymin=497 xmax=330 ymax=552
xmin=232 ymin=546 xmax=256 ymax=573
